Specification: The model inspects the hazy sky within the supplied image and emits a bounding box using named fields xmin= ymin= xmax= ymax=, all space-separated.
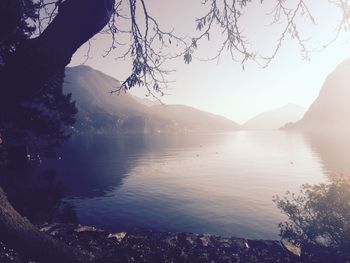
xmin=70 ymin=1 xmax=350 ymax=124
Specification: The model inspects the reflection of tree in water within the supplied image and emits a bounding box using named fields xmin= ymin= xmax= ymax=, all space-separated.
xmin=36 ymin=133 xmax=222 ymax=199
xmin=0 ymin=167 xmax=77 ymax=224
xmin=57 ymin=203 xmax=78 ymax=224
xmin=0 ymin=134 xmax=154 ymax=225
xmin=274 ymin=175 xmax=350 ymax=262
xmin=1 ymin=132 xmax=222 ymax=225
xmin=37 ymin=135 xmax=149 ymax=199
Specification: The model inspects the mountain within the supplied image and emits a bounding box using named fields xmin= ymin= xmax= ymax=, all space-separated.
xmin=284 ymin=59 xmax=350 ymax=132
xmin=242 ymin=104 xmax=306 ymax=130
xmin=64 ymin=66 xmax=158 ymax=133
xmin=151 ymin=104 xmax=240 ymax=132
xmin=63 ymin=66 xmax=240 ymax=133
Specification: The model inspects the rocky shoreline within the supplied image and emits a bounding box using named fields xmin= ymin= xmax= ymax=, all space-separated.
xmin=0 ymin=223 xmax=301 ymax=263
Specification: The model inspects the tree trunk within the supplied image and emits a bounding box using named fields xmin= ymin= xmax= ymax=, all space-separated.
xmin=0 ymin=0 xmax=115 ymax=261
xmin=0 ymin=187 xmax=92 ymax=262
xmin=0 ymin=0 xmax=115 ymax=108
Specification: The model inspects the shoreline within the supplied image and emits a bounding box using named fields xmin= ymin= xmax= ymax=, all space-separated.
xmin=1 ymin=223 xmax=300 ymax=262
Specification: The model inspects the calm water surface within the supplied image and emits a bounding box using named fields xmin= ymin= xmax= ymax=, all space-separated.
xmin=37 ymin=131 xmax=348 ymax=240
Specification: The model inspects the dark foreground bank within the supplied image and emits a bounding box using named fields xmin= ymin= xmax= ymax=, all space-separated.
xmin=0 ymin=223 xmax=301 ymax=263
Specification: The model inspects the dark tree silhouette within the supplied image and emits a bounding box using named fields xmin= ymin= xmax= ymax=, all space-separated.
xmin=0 ymin=0 xmax=78 ymax=164
xmin=274 ymin=175 xmax=350 ymax=262
xmin=0 ymin=0 xmax=38 ymax=65
xmin=0 ymin=0 xmax=114 ymax=262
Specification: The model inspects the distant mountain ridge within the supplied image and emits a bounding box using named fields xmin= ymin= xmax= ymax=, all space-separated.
xmin=284 ymin=59 xmax=350 ymax=132
xmin=151 ymin=104 xmax=239 ymax=132
xmin=63 ymin=66 xmax=240 ymax=133
xmin=242 ymin=104 xmax=306 ymax=130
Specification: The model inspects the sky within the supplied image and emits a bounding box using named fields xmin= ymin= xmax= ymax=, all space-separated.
xmin=69 ymin=0 xmax=350 ymax=124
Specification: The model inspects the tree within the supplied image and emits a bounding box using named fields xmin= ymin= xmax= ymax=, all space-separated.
xmin=0 ymin=0 xmax=38 ymax=65
xmin=0 ymin=0 xmax=350 ymax=262
xmin=31 ymin=0 xmax=350 ymax=95
xmin=0 ymin=0 xmax=113 ymax=164
xmin=273 ymin=175 xmax=350 ymax=262
xmin=0 ymin=1 xmax=113 ymax=261
xmin=0 ymin=0 xmax=77 ymax=165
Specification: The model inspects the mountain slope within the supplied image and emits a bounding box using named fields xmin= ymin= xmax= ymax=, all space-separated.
xmin=64 ymin=66 xmax=160 ymax=133
xmin=64 ymin=66 xmax=149 ymax=116
xmin=64 ymin=66 xmax=240 ymax=133
xmin=285 ymin=59 xmax=350 ymax=132
xmin=242 ymin=104 xmax=306 ymax=130
xmin=151 ymin=104 xmax=240 ymax=132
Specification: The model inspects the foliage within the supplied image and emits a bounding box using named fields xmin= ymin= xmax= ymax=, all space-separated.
xmin=0 ymin=0 xmax=39 ymax=66
xmin=274 ymin=175 xmax=350 ymax=261
xmin=0 ymin=0 xmax=76 ymax=160
xmin=0 ymin=70 xmax=77 ymax=157
xmin=35 ymin=0 xmax=350 ymax=98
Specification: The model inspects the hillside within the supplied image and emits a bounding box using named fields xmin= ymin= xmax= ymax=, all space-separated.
xmin=63 ymin=66 xmax=240 ymax=133
xmin=242 ymin=104 xmax=306 ymax=130
xmin=64 ymin=66 xmax=165 ymax=133
xmin=284 ymin=59 xmax=350 ymax=132
xmin=151 ymin=104 xmax=240 ymax=132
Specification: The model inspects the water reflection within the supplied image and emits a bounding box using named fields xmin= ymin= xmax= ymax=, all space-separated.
xmin=302 ymin=131 xmax=350 ymax=174
xmin=39 ymin=134 xmax=149 ymax=198
xmin=275 ymin=130 xmax=350 ymax=259
xmin=49 ymin=131 xmax=328 ymax=239
xmin=2 ymin=131 xmax=346 ymax=239
xmin=38 ymin=133 xmax=228 ymax=198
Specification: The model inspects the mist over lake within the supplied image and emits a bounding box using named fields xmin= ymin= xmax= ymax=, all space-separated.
xmin=26 ymin=130 xmax=347 ymax=240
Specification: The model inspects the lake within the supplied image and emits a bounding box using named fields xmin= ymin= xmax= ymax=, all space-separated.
xmin=29 ymin=131 xmax=350 ymax=240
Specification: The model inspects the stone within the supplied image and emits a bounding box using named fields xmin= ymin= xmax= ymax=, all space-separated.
xmin=108 ymin=232 xmax=127 ymax=242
